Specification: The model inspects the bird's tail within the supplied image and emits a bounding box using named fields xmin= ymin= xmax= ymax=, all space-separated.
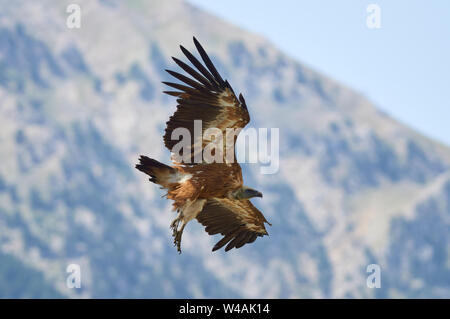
xmin=135 ymin=155 xmax=176 ymax=187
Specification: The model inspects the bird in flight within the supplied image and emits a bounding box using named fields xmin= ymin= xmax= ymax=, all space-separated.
xmin=136 ymin=37 xmax=271 ymax=253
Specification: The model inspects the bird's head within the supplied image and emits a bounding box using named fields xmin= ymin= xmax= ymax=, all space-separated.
xmin=231 ymin=186 xmax=263 ymax=200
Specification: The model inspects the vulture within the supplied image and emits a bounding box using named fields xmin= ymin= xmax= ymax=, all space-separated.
xmin=136 ymin=37 xmax=271 ymax=253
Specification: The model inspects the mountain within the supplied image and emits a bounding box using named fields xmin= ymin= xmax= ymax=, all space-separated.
xmin=0 ymin=0 xmax=449 ymax=298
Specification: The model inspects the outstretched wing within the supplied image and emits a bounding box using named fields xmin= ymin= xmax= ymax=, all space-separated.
xmin=163 ymin=37 xmax=250 ymax=165
xmin=196 ymin=198 xmax=271 ymax=252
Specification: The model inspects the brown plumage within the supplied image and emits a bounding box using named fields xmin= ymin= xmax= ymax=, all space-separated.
xmin=136 ymin=37 xmax=270 ymax=253
xmin=197 ymin=199 xmax=269 ymax=251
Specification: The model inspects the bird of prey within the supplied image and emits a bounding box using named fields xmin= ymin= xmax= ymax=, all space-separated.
xmin=136 ymin=37 xmax=271 ymax=253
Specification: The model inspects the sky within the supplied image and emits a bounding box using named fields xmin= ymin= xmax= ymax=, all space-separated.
xmin=187 ymin=0 xmax=450 ymax=146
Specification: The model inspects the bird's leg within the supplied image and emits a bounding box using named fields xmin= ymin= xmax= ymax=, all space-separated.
xmin=170 ymin=210 xmax=184 ymax=253
xmin=170 ymin=211 xmax=181 ymax=233
xmin=173 ymin=221 xmax=186 ymax=254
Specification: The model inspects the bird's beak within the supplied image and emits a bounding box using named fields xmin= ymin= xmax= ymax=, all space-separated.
xmin=238 ymin=187 xmax=263 ymax=200
xmin=248 ymin=189 xmax=263 ymax=198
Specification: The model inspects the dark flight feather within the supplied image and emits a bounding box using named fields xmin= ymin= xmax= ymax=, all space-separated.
xmin=197 ymin=198 xmax=269 ymax=252
xmin=163 ymin=37 xmax=250 ymax=164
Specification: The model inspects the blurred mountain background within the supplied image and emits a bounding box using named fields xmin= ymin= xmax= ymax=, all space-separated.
xmin=0 ymin=0 xmax=449 ymax=298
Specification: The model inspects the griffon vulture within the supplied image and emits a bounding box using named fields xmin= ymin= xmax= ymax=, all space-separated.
xmin=136 ymin=37 xmax=271 ymax=253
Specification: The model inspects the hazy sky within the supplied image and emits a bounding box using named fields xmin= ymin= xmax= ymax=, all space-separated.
xmin=188 ymin=0 xmax=450 ymax=146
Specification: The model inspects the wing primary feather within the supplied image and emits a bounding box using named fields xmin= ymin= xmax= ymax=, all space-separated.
xmin=212 ymin=233 xmax=235 ymax=252
xmin=172 ymin=57 xmax=213 ymax=89
xmin=163 ymin=91 xmax=182 ymax=97
xmin=247 ymin=233 xmax=258 ymax=244
xmin=165 ymin=69 xmax=206 ymax=90
xmin=206 ymin=223 xmax=238 ymax=235
xmin=162 ymin=83 xmax=216 ymax=102
xmin=179 ymin=45 xmax=219 ymax=88
xmin=225 ymin=231 xmax=247 ymax=252
xmin=238 ymin=93 xmax=248 ymax=110
xmin=193 ymin=36 xmax=225 ymax=86
xmin=161 ymin=81 xmax=197 ymax=93
xmin=235 ymin=232 xmax=254 ymax=249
